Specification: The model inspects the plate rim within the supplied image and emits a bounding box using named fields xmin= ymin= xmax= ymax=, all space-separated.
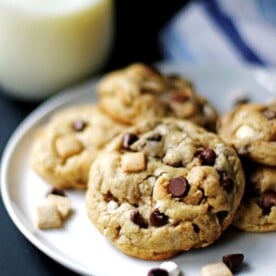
xmin=1 ymin=78 xmax=99 ymax=275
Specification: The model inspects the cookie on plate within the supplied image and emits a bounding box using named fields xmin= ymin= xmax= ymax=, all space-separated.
xmin=232 ymin=162 xmax=276 ymax=232
xmin=86 ymin=118 xmax=245 ymax=260
xmin=31 ymin=104 xmax=126 ymax=189
xmin=217 ymin=102 xmax=276 ymax=166
xmin=97 ymin=63 xmax=218 ymax=130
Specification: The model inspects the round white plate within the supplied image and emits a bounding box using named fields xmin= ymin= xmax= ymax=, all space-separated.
xmin=1 ymin=64 xmax=276 ymax=276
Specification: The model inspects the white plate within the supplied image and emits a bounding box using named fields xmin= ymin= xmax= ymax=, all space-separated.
xmin=1 ymin=64 xmax=276 ymax=276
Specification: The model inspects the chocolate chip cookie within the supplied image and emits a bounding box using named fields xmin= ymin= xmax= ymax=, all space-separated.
xmin=31 ymin=104 xmax=126 ymax=189
xmin=232 ymin=162 xmax=276 ymax=232
xmin=97 ymin=63 xmax=218 ymax=130
xmin=217 ymin=102 xmax=276 ymax=166
xmin=86 ymin=118 xmax=245 ymax=260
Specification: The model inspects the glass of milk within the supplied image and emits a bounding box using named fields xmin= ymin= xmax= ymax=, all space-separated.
xmin=0 ymin=0 xmax=113 ymax=100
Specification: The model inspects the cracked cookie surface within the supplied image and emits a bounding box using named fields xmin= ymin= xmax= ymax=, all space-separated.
xmin=31 ymin=104 xmax=126 ymax=189
xmin=217 ymin=103 xmax=276 ymax=166
xmin=97 ymin=63 xmax=218 ymax=130
xmin=232 ymin=162 xmax=276 ymax=232
xmin=86 ymin=118 xmax=245 ymax=260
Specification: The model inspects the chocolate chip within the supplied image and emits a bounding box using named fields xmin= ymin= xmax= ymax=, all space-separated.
xmin=192 ymin=223 xmax=200 ymax=233
xmin=47 ymin=188 xmax=66 ymax=197
xmin=130 ymin=210 xmax=148 ymax=228
xmin=233 ymin=97 xmax=249 ymax=107
xmin=239 ymin=144 xmax=250 ymax=155
xmin=220 ymin=173 xmax=234 ymax=193
xmin=194 ymin=148 xmax=203 ymax=157
xmin=199 ymin=149 xmax=216 ymax=166
xmin=217 ymin=211 xmax=228 ymax=224
xmin=169 ymin=176 xmax=189 ymax=197
xmin=72 ymin=120 xmax=87 ymax=131
xmin=166 ymin=73 xmax=180 ymax=81
xmin=170 ymin=92 xmax=189 ymax=102
xmin=222 ymin=253 xmax=244 ymax=273
xmin=147 ymin=134 xmax=162 ymax=141
xmin=147 ymin=268 xmax=169 ymax=276
xmin=165 ymin=160 xmax=182 ymax=168
xmin=122 ymin=133 xmax=138 ymax=149
xmin=260 ymin=191 xmax=276 ymax=213
xmin=149 ymin=209 xmax=168 ymax=227
xmin=263 ymin=109 xmax=276 ymax=120
xmin=104 ymin=191 xmax=118 ymax=203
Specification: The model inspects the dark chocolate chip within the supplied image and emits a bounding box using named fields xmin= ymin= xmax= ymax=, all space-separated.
xmin=170 ymin=92 xmax=189 ymax=102
xmin=192 ymin=223 xmax=200 ymax=233
xmin=194 ymin=148 xmax=203 ymax=157
xmin=122 ymin=133 xmax=138 ymax=149
xmin=149 ymin=209 xmax=168 ymax=227
xmin=73 ymin=120 xmax=87 ymax=131
xmin=222 ymin=253 xmax=244 ymax=273
xmin=147 ymin=268 xmax=169 ymax=276
xmin=260 ymin=191 xmax=276 ymax=212
xmin=239 ymin=144 xmax=250 ymax=155
xmin=165 ymin=160 xmax=182 ymax=168
xmin=104 ymin=191 xmax=118 ymax=203
xmin=147 ymin=134 xmax=162 ymax=141
xmin=169 ymin=176 xmax=189 ymax=197
xmin=217 ymin=211 xmax=228 ymax=224
xmin=233 ymin=97 xmax=250 ymax=107
xmin=263 ymin=109 xmax=276 ymax=120
xmin=130 ymin=210 xmax=148 ymax=228
xmin=220 ymin=173 xmax=234 ymax=193
xmin=47 ymin=188 xmax=66 ymax=197
xmin=199 ymin=149 xmax=216 ymax=166
xmin=166 ymin=73 xmax=180 ymax=81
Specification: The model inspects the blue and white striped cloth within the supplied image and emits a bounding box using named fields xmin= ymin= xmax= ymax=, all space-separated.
xmin=160 ymin=0 xmax=276 ymax=67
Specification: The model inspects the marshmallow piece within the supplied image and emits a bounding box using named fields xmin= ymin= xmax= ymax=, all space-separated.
xmin=47 ymin=194 xmax=71 ymax=218
xmin=201 ymin=262 xmax=233 ymax=276
xmin=36 ymin=204 xmax=62 ymax=229
xmin=55 ymin=136 xmax=83 ymax=159
xmin=107 ymin=200 xmax=119 ymax=212
xmin=160 ymin=261 xmax=180 ymax=276
xmin=235 ymin=125 xmax=256 ymax=139
xmin=121 ymin=152 xmax=146 ymax=172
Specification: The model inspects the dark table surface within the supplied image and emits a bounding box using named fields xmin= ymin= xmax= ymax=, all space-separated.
xmin=0 ymin=1 xmax=188 ymax=275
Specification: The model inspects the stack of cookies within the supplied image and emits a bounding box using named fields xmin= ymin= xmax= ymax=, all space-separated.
xmin=217 ymin=102 xmax=276 ymax=232
xmin=31 ymin=63 xmax=249 ymax=260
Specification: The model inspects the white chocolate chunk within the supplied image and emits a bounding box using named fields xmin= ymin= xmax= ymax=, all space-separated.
xmin=55 ymin=136 xmax=83 ymax=159
xmin=235 ymin=125 xmax=256 ymax=139
xmin=107 ymin=200 xmax=119 ymax=212
xmin=121 ymin=152 xmax=146 ymax=172
xmin=47 ymin=194 xmax=71 ymax=218
xmin=160 ymin=261 xmax=180 ymax=276
xmin=36 ymin=204 xmax=62 ymax=229
xmin=201 ymin=262 xmax=233 ymax=276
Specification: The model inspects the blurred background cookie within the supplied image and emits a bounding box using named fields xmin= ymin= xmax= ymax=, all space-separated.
xmin=31 ymin=104 xmax=126 ymax=189
xmin=217 ymin=102 xmax=276 ymax=166
xmin=98 ymin=63 xmax=218 ymax=130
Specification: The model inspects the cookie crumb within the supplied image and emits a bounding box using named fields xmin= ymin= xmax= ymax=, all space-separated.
xmin=47 ymin=194 xmax=71 ymax=219
xmin=36 ymin=204 xmax=62 ymax=229
xmin=36 ymin=192 xmax=72 ymax=230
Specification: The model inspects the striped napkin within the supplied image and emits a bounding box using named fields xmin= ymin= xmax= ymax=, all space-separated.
xmin=160 ymin=0 xmax=276 ymax=67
